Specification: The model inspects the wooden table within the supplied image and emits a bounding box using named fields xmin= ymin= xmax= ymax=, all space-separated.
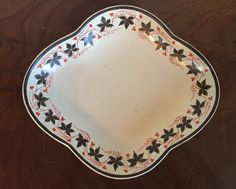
xmin=0 ymin=0 xmax=235 ymax=188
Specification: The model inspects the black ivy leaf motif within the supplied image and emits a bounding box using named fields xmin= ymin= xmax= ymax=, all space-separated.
xmin=34 ymin=70 xmax=49 ymax=86
xmin=34 ymin=92 xmax=49 ymax=108
xmin=44 ymin=109 xmax=59 ymax=124
xmin=46 ymin=52 xmax=62 ymax=68
xmin=97 ymin=16 xmax=113 ymax=32
xmin=186 ymin=62 xmax=201 ymax=76
xmin=154 ymin=36 xmax=169 ymax=50
xmin=64 ymin=43 xmax=79 ymax=57
xmin=161 ymin=128 xmax=176 ymax=142
xmin=197 ymin=79 xmax=212 ymax=96
xmin=81 ymin=31 xmax=96 ymax=46
xmin=127 ymin=151 xmax=147 ymax=167
xmin=139 ymin=21 xmax=154 ymax=35
xmin=191 ymin=100 xmax=205 ymax=117
xmin=88 ymin=147 xmax=104 ymax=162
xmin=146 ymin=139 xmax=161 ymax=154
xmin=177 ymin=116 xmax=193 ymax=132
xmin=107 ymin=156 xmax=124 ymax=171
xmin=170 ymin=48 xmax=186 ymax=62
xmin=76 ymin=133 xmax=89 ymax=148
xmin=59 ymin=122 xmax=74 ymax=136
xmin=119 ymin=16 xmax=134 ymax=29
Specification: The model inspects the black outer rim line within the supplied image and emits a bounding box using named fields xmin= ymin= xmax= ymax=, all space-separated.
xmin=22 ymin=5 xmax=220 ymax=179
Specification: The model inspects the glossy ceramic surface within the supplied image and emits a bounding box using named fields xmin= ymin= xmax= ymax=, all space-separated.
xmin=22 ymin=5 xmax=220 ymax=179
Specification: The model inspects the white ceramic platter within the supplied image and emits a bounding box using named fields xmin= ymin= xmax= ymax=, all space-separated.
xmin=22 ymin=5 xmax=220 ymax=179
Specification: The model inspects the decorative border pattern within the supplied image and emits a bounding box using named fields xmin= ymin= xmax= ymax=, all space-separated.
xmin=23 ymin=6 xmax=219 ymax=179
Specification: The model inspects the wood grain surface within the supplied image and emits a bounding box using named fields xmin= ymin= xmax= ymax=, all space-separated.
xmin=0 ymin=0 xmax=236 ymax=188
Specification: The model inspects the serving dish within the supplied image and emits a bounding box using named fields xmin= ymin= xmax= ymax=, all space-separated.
xmin=22 ymin=5 xmax=220 ymax=179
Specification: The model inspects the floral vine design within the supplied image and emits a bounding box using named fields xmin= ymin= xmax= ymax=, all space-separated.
xmin=27 ymin=9 xmax=214 ymax=174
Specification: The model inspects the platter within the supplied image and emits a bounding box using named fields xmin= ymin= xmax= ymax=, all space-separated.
xmin=22 ymin=5 xmax=220 ymax=179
